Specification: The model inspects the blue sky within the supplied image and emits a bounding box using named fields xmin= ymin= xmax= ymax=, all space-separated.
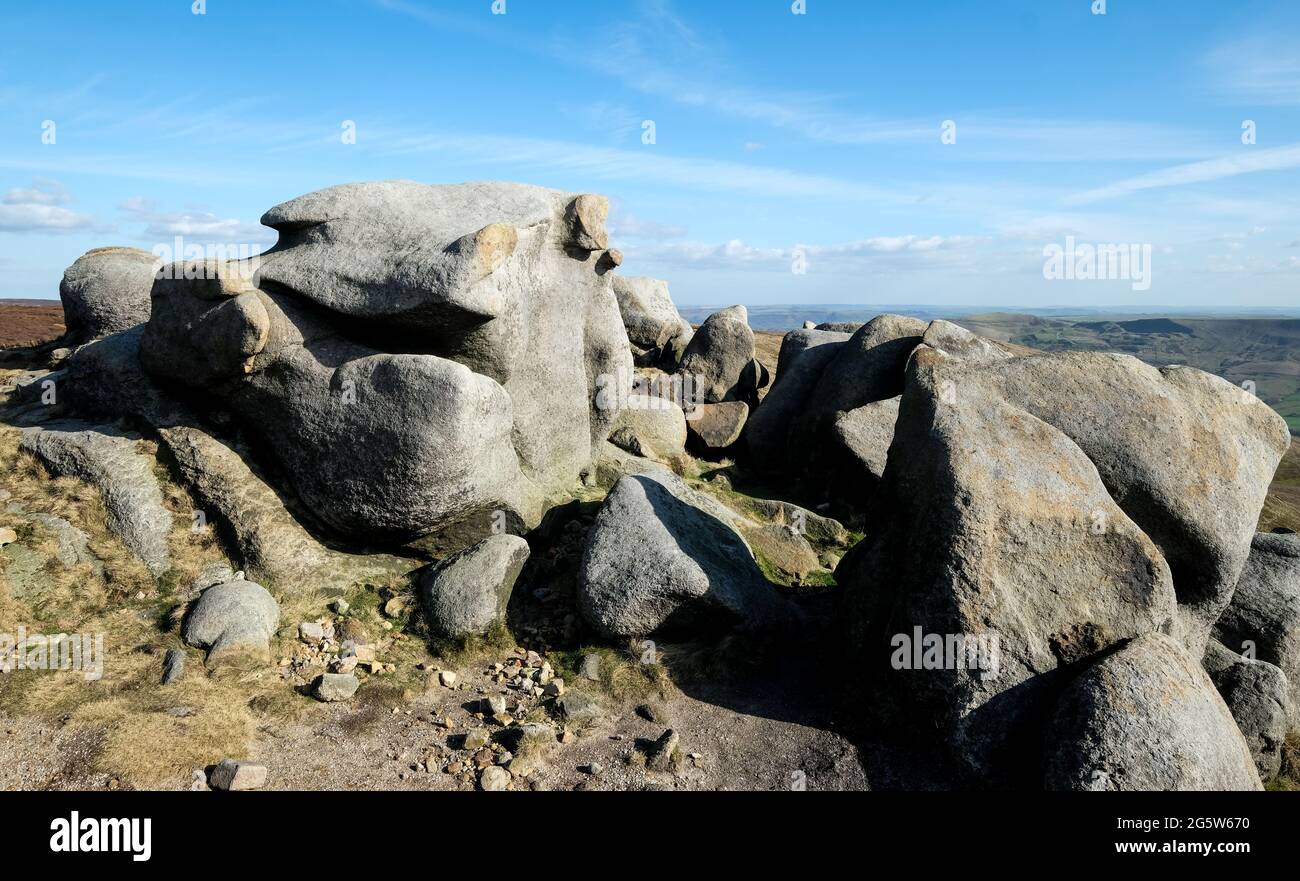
xmin=1 ymin=0 xmax=1297 ymax=308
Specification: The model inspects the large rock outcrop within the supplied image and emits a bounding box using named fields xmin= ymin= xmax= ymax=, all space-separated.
xmin=1044 ymin=633 xmax=1262 ymax=791
xmin=743 ymin=328 xmax=848 ymax=472
xmin=138 ymin=181 xmax=632 ymax=549
xmin=931 ymin=352 xmax=1290 ymax=652
xmin=58 ymin=247 xmax=158 ymax=343
xmin=845 ymin=346 xmax=1177 ymax=783
xmin=742 ymin=315 xmax=929 ymax=516
xmin=840 ymin=328 xmax=1288 ymax=786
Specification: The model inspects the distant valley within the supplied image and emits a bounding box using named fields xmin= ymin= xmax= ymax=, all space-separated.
xmin=694 ymin=305 xmax=1300 ymax=435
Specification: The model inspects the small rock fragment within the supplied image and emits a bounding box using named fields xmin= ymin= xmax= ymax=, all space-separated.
xmin=161 ymin=648 xmax=185 ymax=685
xmin=311 ymin=673 xmax=359 ymax=702
xmin=479 ymin=765 xmax=511 ymax=791
xmin=208 ymin=759 xmax=268 ymax=791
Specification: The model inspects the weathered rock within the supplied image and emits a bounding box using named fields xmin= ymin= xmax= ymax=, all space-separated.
xmin=479 ymin=765 xmax=511 ymax=791
xmin=645 ymin=728 xmax=680 ymax=772
xmin=773 ymin=328 xmax=851 ymax=381
xmin=1045 ymin=633 xmax=1262 ymax=791
xmin=20 ymin=421 xmax=172 ymax=576
xmin=1215 ymin=532 xmax=1300 ymax=724
xmin=844 ymin=347 xmax=1177 ymax=784
xmin=189 ymin=562 xmax=235 ymax=598
xmin=555 ymin=691 xmax=603 ymax=724
xmin=744 ymin=330 xmax=848 ymax=471
xmin=311 ymin=673 xmax=360 ymax=702
xmin=578 ymin=473 xmax=794 ymax=638
xmin=208 ymin=759 xmax=268 ymax=791
xmin=27 ymin=513 xmax=98 ymax=572
xmin=742 ymin=522 xmax=820 ymax=581
xmin=676 ymin=305 xmax=755 ymax=404
xmin=686 ymin=401 xmax=748 ymax=451
xmin=748 ymin=498 xmax=851 ymax=547
xmin=418 ymin=535 xmax=530 ymax=639
xmin=58 ymin=247 xmax=157 ymax=343
xmin=611 ymin=395 xmax=687 ymax=462
xmin=920 ymin=319 xmax=1014 ymax=363
xmin=803 ymin=314 xmax=927 ymax=425
xmin=943 ymin=352 xmax=1291 ymax=653
xmin=60 ymin=328 xmax=174 ymax=423
xmin=0 ymin=527 xmax=16 ymax=547
xmin=161 ymin=648 xmax=185 ymax=685
xmin=611 ymin=275 xmax=693 ymax=360
xmin=182 ymin=580 xmax=279 ymax=661
xmin=156 ymin=420 xmax=411 ymax=592
xmin=140 ymin=181 xmax=632 ymax=550
xmin=1203 ymin=640 xmax=1291 ymax=781
xmin=827 ymin=396 xmax=900 ymax=491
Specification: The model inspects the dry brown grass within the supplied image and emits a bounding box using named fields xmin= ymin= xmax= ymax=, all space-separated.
xmin=0 ymin=303 xmax=64 ymax=349
xmin=0 ymin=418 xmax=321 ymax=787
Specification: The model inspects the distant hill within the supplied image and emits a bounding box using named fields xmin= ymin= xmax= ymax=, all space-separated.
xmin=710 ymin=305 xmax=1300 ymax=436
xmin=1073 ymin=318 xmax=1193 ymax=335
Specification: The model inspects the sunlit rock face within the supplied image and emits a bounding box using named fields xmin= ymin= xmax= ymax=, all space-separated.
xmin=141 ymin=180 xmax=631 ymax=546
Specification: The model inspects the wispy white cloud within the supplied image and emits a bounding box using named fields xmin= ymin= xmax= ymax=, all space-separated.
xmin=371 ymin=128 xmax=918 ymax=204
xmin=626 ymin=232 xmax=995 ymax=273
xmin=1068 ymin=143 xmax=1300 ymax=204
xmin=1204 ymin=37 xmax=1300 ymax=106
xmin=0 ymin=179 xmax=95 ymax=232
xmin=118 ymin=196 xmax=271 ymax=243
xmin=609 ymin=212 xmax=688 ymax=241
xmin=3 ymin=178 xmax=72 ymax=207
xmin=377 ymin=0 xmax=1214 ymax=161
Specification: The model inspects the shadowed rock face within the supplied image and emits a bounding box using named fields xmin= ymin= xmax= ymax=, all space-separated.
xmin=139 ymin=181 xmax=631 ymax=547
xmin=1203 ymin=639 xmax=1291 ymax=782
xmin=1215 ymin=532 xmax=1300 ymax=720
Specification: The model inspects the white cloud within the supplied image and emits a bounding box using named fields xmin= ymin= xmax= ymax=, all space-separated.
xmin=118 ymin=197 xmax=272 ymax=243
xmin=374 ymin=129 xmax=914 ymax=204
xmin=610 ymin=213 xmax=688 ymax=241
xmin=0 ymin=179 xmax=94 ymax=232
xmin=626 ymin=232 xmax=994 ymax=272
xmin=3 ymin=178 xmax=72 ymax=206
xmin=1205 ymin=38 xmax=1300 ymax=106
xmin=1068 ymin=143 xmax=1300 ymax=204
